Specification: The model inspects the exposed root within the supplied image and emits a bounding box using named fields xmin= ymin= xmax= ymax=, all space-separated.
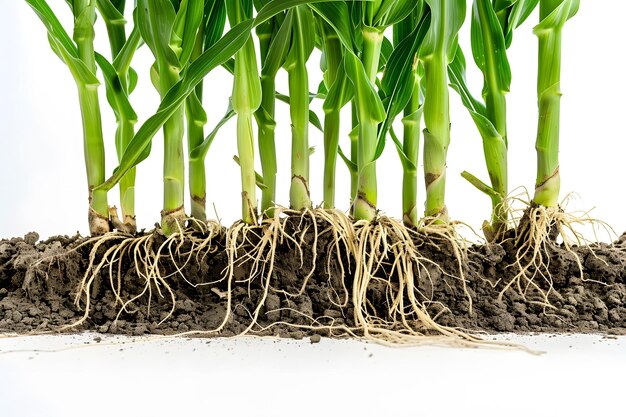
xmin=59 ymin=219 xmax=224 ymax=331
xmin=27 ymin=209 xmax=540 ymax=349
xmin=501 ymin=198 xmax=615 ymax=308
xmin=348 ymin=216 xmax=484 ymax=346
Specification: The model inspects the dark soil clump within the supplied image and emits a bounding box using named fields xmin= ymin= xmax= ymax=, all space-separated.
xmin=1 ymin=216 xmax=625 ymax=340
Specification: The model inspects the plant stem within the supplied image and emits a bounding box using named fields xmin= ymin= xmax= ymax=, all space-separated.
xmin=187 ymin=26 xmax=208 ymax=224
xmin=227 ymin=0 xmax=261 ymax=224
xmin=422 ymin=49 xmax=449 ymax=220
xmin=258 ymin=74 xmax=277 ymax=216
xmin=74 ymin=0 xmax=109 ymax=234
xmin=353 ymin=26 xmax=383 ymax=221
xmin=350 ymin=103 xmax=358 ymax=204
xmin=402 ymin=80 xmax=421 ymax=227
xmin=323 ymin=109 xmax=340 ymax=209
xmin=107 ymin=8 xmax=138 ymax=231
xmin=533 ymin=0 xmax=568 ymax=207
xmin=255 ymin=16 xmax=277 ymax=217
xmin=159 ymin=60 xmax=186 ymax=235
xmin=237 ymin=110 xmax=258 ymax=224
xmin=321 ymin=24 xmax=342 ymax=209
xmin=287 ymin=7 xmax=312 ymax=211
xmin=476 ymin=0 xmax=508 ymax=235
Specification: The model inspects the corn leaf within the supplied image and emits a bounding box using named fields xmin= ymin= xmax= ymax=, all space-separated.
xmin=275 ymin=93 xmax=324 ymax=132
xmin=421 ymin=0 xmax=466 ymax=63
xmin=534 ymin=0 xmax=579 ymax=35
xmin=102 ymin=0 xmax=359 ymax=191
xmin=262 ymin=8 xmax=294 ymax=77
xmin=190 ymin=103 xmax=236 ymax=161
xmin=373 ymin=0 xmax=420 ymax=27
xmin=95 ymin=52 xmax=138 ymax=123
xmin=25 ymin=0 xmax=99 ymax=87
xmin=172 ymin=0 xmax=204 ymax=67
xmin=204 ymin=0 xmax=228 ymax=50
xmin=378 ymin=11 xmax=429 ymax=152
xmin=470 ymin=0 xmax=511 ymax=94
xmin=323 ymin=57 xmax=354 ymax=112
xmin=136 ymin=0 xmax=179 ymax=71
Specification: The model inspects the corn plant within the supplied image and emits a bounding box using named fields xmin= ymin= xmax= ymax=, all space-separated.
xmin=284 ymin=6 xmax=315 ymax=210
xmin=22 ymin=0 xmax=587 ymax=244
xmin=96 ymin=1 xmax=141 ymax=233
xmin=185 ymin=1 xmax=227 ymax=224
xmin=254 ymin=1 xmax=286 ymax=216
xmin=448 ymin=0 xmax=537 ymax=241
xmin=420 ymin=0 xmax=465 ymax=222
xmin=226 ymin=0 xmax=262 ymax=225
xmin=136 ymin=0 xmax=204 ymax=234
xmin=26 ymin=0 xmax=110 ymax=235
xmin=317 ymin=17 xmax=349 ymax=209
xmin=532 ymin=0 xmax=579 ymax=208
xmin=384 ymin=3 xmax=429 ymax=228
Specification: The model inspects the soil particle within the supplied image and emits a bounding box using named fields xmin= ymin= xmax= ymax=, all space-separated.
xmin=1 ymin=221 xmax=625 ymax=339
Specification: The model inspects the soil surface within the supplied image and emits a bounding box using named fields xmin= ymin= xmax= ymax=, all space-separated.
xmin=1 ymin=216 xmax=625 ymax=340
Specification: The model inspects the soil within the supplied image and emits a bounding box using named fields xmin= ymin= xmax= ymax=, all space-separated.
xmin=1 ymin=215 xmax=625 ymax=341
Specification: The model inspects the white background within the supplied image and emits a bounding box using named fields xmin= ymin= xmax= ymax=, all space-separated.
xmin=1 ymin=1 xmax=625 ymax=239
xmin=1 ymin=3 xmax=626 ymax=417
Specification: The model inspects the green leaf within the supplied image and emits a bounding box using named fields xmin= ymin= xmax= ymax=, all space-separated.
xmin=534 ymin=0 xmax=579 ymax=35
xmin=448 ymin=47 xmax=486 ymax=117
xmin=323 ymin=57 xmax=354 ymax=112
xmin=344 ymin=50 xmax=386 ymax=124
xmin=378 ymin=10 xmax=429 ymax=147
xmin=137 ymin=0 xmax=179 ymax=70
xmin=172 ymin=0 xmax=204 ymax=66
xmin=373 ymin=0 xmax=420 ymax=27
xmin=190 ymin=103 xmax=236 ymax=161
xmin=504 ymin=0 xmax=539 ymax=46
xmin=25 ymin=0 xmax=99 ymax=86
xmin=389 ymin=126 xmax=417 ymax=172
xmin=99 ymin=18 xmax=255 ymax=191
xmin=261 ymin=7 xmax=294 ymax=77
xmin=338 ymin=146 xmax=357 ymax=173
xmin=112 ymin=25 xmax=142 ymax=75
xmin=284 ymin=6 xmax=316 ymax=70
xmin=421 ymin=0 xmax=466 ymax=63
xmin=276 ymin=93 xmax=323 ymax=132
xmin=470 ymin=0 xmax=511 ymax=93
xmin=95 ymin=52 xmax=138 ymax=123
xmin=204 ymin=0 xmax=228 ymax=50
xmin=309 ymin=2 xmax=355 ymax=52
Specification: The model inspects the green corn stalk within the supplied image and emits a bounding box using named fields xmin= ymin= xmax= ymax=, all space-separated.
xmin=284 ymin=6 xmax=315 ymax=210
xmin=137 ymin=0 xmax=204 ymax=235
xmin=532 ymin=0 xmax=579 ymax=207
xmin=226 ymin=0 xmax=262 ymax=224
xmin=97 ymin=0 xmax=141 ymax=233
xmin=98 ymin=0 xmax=363 ymax=209
xmin=25 ymin=0 xmax=110 ymax=235
xmin=312 ymin=1 xmax=418 ymax=220
xmin=185 ymin=1 xmax=227 ymax=224
xmin=386 ymin=3 xmax=428 ymax=228
xmin=254 ymin=1 xmax=289 ymax=216
xmin=351 ymin=23 xmax=384 ymax=221
xmin=420 ymin=0 xmax=465 ymax=220
xmin=447 ymin=0 xmax=537 ymax=241
xmin=318 ymin=18 xmax=350 ymax=209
